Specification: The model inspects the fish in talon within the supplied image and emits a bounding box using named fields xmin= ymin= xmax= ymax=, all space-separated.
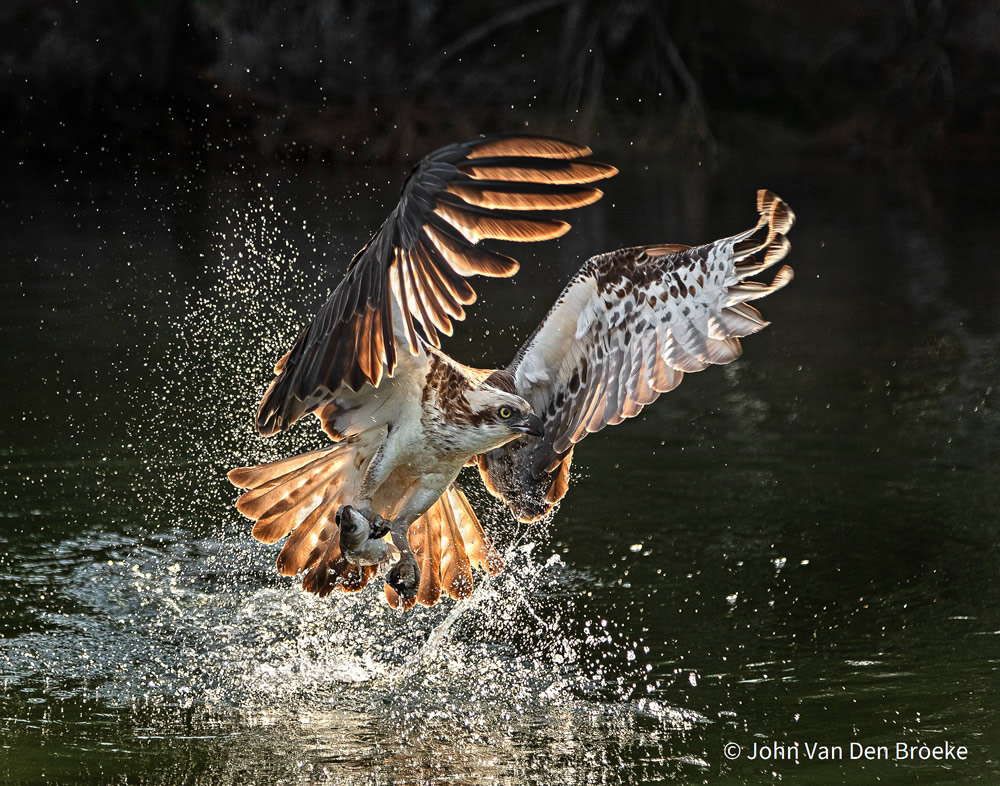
xmin=336 ymin=505 xmax=367 ymax=549
xmin=338 ymin=506 xmax=398 ymax=566
xmin=347 ymin=538 xmax=399 ymax=567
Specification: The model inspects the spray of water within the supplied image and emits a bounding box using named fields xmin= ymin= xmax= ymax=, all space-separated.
xmin=2 ymin=181 xmax=703 ymax=783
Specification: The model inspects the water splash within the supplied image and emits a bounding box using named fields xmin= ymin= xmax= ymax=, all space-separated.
xmin=1 ymin=184 xmax=703 ymax=783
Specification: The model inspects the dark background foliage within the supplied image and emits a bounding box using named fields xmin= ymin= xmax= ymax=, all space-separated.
xmin=3 ymin=0 xmax=998 ymax=164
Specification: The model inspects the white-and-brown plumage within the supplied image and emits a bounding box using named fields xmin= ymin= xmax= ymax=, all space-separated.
xmin=229 ymin=135 xmax=795 ymax=611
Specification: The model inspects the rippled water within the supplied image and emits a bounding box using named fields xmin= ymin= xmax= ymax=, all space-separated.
xmin=3 ymin=151 xmax=999 ymax=783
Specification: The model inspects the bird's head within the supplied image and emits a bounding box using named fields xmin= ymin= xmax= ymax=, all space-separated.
xmin=463 ymin=386 xmax=545 ymax=449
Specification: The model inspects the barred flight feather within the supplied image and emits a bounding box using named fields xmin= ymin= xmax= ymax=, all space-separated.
xmin=254 ymin=135 xmax=616 ymax=436
xmin=478 ymin=189 xmax=795 ymax=523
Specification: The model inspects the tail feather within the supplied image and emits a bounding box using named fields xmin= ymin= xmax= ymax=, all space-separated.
xmin=276 ymin=494 xmax=339 ymax=576
xmin=411 ymin=509 xmax=443 ymax=607
xmin=232 ymin=448 xmax=343 ymax=520
xmin=448 ymin=483 xmax=505 ymax=576
xmin=230 ymin=451 xmax=502 ymax=609
xmin=227 ymin=448 xmax=332 ymax=489
xmin=384 ymin=484 xmax=502 ymax=611
xmin=438 ymin=500 xmax=474 ymax=600
xmin=229 ymin=443 xmax=374 ymax=594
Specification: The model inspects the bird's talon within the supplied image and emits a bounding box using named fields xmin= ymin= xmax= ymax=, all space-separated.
xmin=387 ymin=556 xmax=420 ymax=599
xmin=369 ymin=515 xmax=391 ymax=540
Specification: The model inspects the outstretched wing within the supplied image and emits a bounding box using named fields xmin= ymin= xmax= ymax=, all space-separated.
xmin=255 ymin=135 xmax=617 ymax=436
xmin=478 ymin=190 xmax=795 ymax=522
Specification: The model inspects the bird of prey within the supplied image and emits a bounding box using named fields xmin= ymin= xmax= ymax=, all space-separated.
xmin=229 ymin=135 xmax=794 ymax=611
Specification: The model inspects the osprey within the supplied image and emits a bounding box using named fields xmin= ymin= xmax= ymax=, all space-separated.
xmin=229 ymin=136 xmax=794 ymax=611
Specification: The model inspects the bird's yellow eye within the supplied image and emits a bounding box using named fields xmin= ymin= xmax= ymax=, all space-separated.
xmin=498 ymin=406 xmax=512 ymax=419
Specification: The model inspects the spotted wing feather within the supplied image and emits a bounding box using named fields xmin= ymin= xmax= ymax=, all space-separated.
xmin=478 ymin=190 xmax=795 ymax=521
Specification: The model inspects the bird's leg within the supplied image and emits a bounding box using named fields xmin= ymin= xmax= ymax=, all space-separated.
xmin=335 ymin=443 xmax=398 ymax=565
xmin=337 ymin=505 xmax=397 ymax=567
xmin=356 ymin=442 xmax=389 ymax=501
xmin=383 ymin=483 xmax=456 ymax=599
xmin=386 ymin=516 xmax=420 ymax=599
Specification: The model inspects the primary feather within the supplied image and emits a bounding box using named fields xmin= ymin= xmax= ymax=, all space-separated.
xmin=255 ymin=135 xmax=617 ymax=436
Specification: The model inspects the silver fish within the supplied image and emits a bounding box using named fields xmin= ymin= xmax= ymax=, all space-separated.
xmin=338 ymin=506 xmax=398 ymax=566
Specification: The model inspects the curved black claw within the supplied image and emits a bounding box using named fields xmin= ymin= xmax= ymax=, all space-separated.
xmin=369 ymin=515 xmax=391 ymax=540
xmin=387 ymin=555 xmax=420 ymax=600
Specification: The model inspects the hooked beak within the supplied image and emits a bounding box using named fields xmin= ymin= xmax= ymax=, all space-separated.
xmin=512 ymin=413 xmax=545 ymax=438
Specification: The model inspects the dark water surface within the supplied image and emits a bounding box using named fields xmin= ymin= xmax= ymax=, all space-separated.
xmin=2 ymin=150 xmax=999 ymax=784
